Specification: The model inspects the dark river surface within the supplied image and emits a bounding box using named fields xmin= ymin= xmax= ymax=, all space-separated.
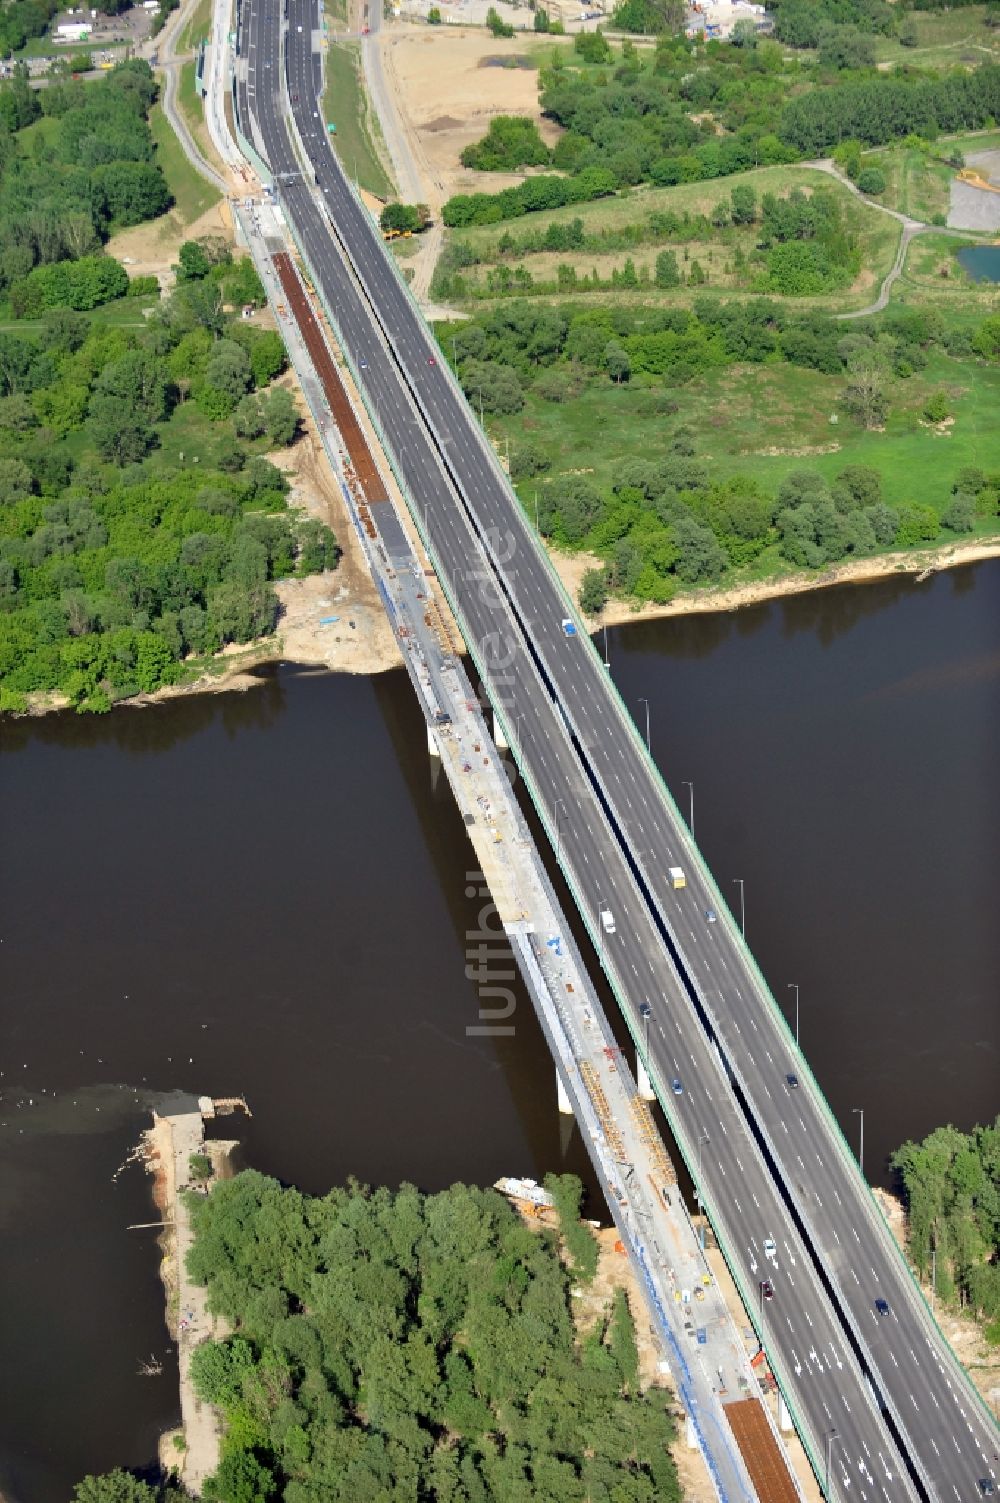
xmin=1 ymin=559 xmax=998 ymax=1499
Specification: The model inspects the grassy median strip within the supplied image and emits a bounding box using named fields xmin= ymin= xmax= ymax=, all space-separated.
xmin=321 ymin=40 xmax=393 ymax=201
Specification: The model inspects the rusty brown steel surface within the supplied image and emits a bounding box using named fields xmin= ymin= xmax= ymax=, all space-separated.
xmin=271 ymin=250 xmax=388 ymax=504
xmin=724 ymin=1397 xmax=801 ymax=1503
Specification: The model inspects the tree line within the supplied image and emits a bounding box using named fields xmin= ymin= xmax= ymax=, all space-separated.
xmin=175 ymin=1170 xmax=679 ymax=1503
xmin=442 ymin=28 xmax=1000 ymax=230
xmin=437 ymin=183 xmax=863 ymax=302
xmin=0 ymin=248 xmax=340 ymax=713
xmin=892 ymin=1118 xmax=1000 ymax=1338
xmin=0 ymin=61 xmax=171 ymax=299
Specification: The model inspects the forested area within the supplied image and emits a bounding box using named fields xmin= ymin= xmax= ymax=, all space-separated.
xmin=443 ymin=20 xmax=1000 ymax=229
xmin=0 ymin=61 xmax=172 ymax=292
xmin=892 ymin=1118 xmax=1000 ymax=1339
xmin=440 ymin=298 xmax=1000 ymax=608
xmin=0 ymin=250 xmax=339 ymax=713
xmin=177 ymin=1171 xmax=677 ymax=1503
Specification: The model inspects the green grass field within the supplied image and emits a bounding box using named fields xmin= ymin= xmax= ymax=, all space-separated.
xmin=180 ymin=0 xmax=213 ymax=53
xmin=872 ymin=130 xmax=1000 ymax=225
xmin=0 ymin=292 xmax=158 ymax=334
xmin=450 ymin=165 xmax=901 ymax=312
xmin=321 ymin=41 xmax=393 ymax=201
xmin=150 ymin=101 xmax=220 ymax=223
xmin=873 ymin=5 xmax=1000 ymax=69
xmin=488 ymin=353 xmax=1000 ymax=530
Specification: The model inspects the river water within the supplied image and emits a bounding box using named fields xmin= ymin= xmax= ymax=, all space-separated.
xmin=1 ymin=560 xmax=998 ymax=1499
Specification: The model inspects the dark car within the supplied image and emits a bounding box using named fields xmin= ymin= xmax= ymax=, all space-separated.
xmin=874 ymin=1298 xmax=890 ymax=1317
xmin=977 ymin=1481 xmax=995 ymax=1497
xmin=760 ymin=1279 xmax=774 ymax=1301
xmin=786 ymin=1073 xmax=799 ymax=1089
xmin=671 ymin=1078 xmax=683 ymax=1096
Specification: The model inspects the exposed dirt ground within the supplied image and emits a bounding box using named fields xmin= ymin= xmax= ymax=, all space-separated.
xmin=107 ymin=199 xmax=233 ymax=294
xmin=267 ymin=385 xmax=403 ymax=677
xmin=381 ymin=25 xmax=560 ymax=201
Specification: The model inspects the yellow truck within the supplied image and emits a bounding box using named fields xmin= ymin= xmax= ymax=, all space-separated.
xmin=668 ymin=867 xmax=686 ymax=890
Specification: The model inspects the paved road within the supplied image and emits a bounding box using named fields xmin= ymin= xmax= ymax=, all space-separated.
xmin=234 ymin=3 xmax=1000 ymax=1496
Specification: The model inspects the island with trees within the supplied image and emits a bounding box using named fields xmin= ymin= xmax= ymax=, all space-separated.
xmin=73 ymin=1171 xmax=680 ymax=1503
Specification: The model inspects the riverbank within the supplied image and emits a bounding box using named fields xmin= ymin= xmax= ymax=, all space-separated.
xmin=143 ymin=1097 xmax=244 ymax=1495
xmin=13 ymin=531 xmax=1000 ymax=717
xmin=568 ymin=534 xmax=1000 ymax=631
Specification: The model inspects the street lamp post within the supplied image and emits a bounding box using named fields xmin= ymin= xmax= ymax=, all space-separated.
xmin=787 ymin=983 xmax=800 ymax=1047
xmin=733 ymin=878 xmax=745 ymax=939
xmin=697 ymin=1133 xmax=710 ymax=1250
xmin=853 ymin=1107 xmax=865 ymax=1179
xmin=638 ymin=697 xmax=651 ymax=754
xmin=640 ymin=1001 xmax=651 ymax=1058
xmin=554 ymin=797 xmax=567 ymax=863
xmin=602 ymin=622 xmax=610 ymax=669
xmin=825 ymin=1429 xmax=838 ymax=1498
xmin=597 ymin=896 xmax=606 ymax=961
xmin=682 ymin=780 xmax=694 ymax=838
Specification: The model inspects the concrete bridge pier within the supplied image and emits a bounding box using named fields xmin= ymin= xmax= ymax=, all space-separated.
xmin=779 ymin=1393 xmax=793 ymax=1432
xmin=685 ymin=1413 xmax=698 ymax=1450
xmin=493 ymin=712 xmax=509 ymax=752
xmin=426 ymin=723 xmax=439 ymax=758
xmin=556 ymin=1068 xmax=573 ymax=1115
xmin=637 ymin=1056 xmax=655 ymax=1101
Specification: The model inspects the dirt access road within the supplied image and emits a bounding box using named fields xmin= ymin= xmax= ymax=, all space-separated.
xmin=360 ymin=13 xmax=561 ymax=308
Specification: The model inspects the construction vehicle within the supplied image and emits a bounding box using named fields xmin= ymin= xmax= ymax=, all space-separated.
xmin=668 ymin=866 xmax=686 ymax=890
xmin=957 ymin=168 xmax=1000 ymax=195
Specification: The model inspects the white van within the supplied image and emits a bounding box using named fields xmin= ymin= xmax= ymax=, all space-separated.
xmin=600 ymin=908 xmax=616 ymax=935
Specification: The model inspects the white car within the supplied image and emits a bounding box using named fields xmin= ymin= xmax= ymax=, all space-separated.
xmin=763 ymin=1237 xmax=777 ymax=1260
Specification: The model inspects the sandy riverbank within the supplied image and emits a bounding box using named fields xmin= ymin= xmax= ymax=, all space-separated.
xmin=566 ymin=534 xmax=1000 ymax=632
xmin=143 ymin=1104 xmax=240 ymax=1494
xmin=17 ymin=530 xmax=999 ymax=718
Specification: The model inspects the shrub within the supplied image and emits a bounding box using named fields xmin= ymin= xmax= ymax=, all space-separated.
xmin=579 ymin=567 xmax=609 ymax=614
xmin=942 ymin=493 xmax=975 ymax=534
xmin=856 ymin=166 xmax=886 ymax=195
xmin=922 ymin=390 xmax=950 ymax=423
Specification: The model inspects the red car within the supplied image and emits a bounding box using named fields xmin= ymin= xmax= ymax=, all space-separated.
xmin=760 ymin=1279 xmax=774 ymax=1301
xmin=428 ymin=356 xmax=436 ymax=365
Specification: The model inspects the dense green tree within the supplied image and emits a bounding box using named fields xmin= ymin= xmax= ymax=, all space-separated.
xmin=176 ymin=240 xmax=212 ymax=282
xmin=261 ymin=387 xmax=299 ymax=446
xmin=654 ymin=249 xmax=680 ymax=288
xmin=942 ymin=492 xmax=975 ymax=533
xmin=485 ymin=5 xmax=515 ymax=38
xmin=462 ymin=117 xmax=551 ymax=172
xmin=579 ymin=567 xmax=609 ymax=614
xmin=72 ymin=1470 xmax=159 ymax=1503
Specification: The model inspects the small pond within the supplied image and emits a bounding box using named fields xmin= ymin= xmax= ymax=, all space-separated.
xmin=956 ymin=244 xmax=1000 ymax=282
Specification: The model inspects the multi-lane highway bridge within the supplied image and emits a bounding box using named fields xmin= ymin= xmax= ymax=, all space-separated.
xmin=203 ymin=1 xmax=999 ymax=1495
